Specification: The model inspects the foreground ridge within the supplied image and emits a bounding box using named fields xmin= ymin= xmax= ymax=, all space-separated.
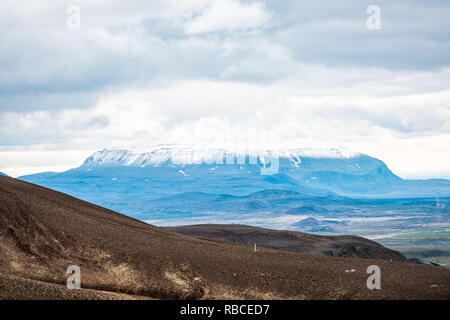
xmin=0 ymin=175 xmax=449 ymax=299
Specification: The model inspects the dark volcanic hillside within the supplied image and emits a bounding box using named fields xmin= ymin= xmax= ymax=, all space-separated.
xmin=166 ymin=224 xmax=406 ymax=261
xmin=0 ymin=175 xmax=449 ymax=299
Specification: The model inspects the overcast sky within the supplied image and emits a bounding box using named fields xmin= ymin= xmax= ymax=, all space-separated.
xmin=1 ymin=0 xmax=449 ymax=177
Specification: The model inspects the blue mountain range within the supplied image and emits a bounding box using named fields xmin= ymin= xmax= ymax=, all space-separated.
xmin=18 ymin=146 xmax=450 ymax=226
xmin=21 ymin=146 xmax=450 ymax=193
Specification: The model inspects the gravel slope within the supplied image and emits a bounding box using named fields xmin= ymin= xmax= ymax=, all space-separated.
xmin=166 ymin=224 xmax=407 ymax=261
xmin=0 ymin=175 xmax=449 ymax=300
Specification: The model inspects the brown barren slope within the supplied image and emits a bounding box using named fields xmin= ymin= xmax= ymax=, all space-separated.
xmin=0 ymin=175 xmax=449 ymax=299
xmin=167 ymin=224 xmax=407 ymax=261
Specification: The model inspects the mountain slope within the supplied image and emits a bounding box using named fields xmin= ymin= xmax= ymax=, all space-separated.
xmin=0 ymin=175 xmax=449 ymax=299
xmin=76 ymin=147 xmax=407 ymax=197
xmin=19 ymin=147 xmax=450 ymax=215
xmin=166 ymin=224 xmax=407 ymax=261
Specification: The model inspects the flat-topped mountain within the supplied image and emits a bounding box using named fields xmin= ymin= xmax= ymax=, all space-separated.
xmin=22 ymin=145 xmax=450 ymax=198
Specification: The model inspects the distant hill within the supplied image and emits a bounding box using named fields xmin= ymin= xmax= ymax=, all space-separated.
xmin=0 ymin=172 xmax=8 ymax=177
xmin=1 ymin=175 xmax=449 ymax=299
xmin=166 ymin=224 xmax=406 ymax=261
xmin=286 ymin=205 xmax=329 ymax=215
xmin=291 ymin=217 xmax=348 ymax=233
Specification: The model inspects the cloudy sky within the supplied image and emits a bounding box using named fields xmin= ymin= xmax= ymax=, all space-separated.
xmin=1 ymin=0 xmax=449 ymax=178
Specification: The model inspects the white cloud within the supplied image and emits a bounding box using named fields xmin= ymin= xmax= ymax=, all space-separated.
xmin=185 ymin=0 xmax=271 ymax=34
xmin=0 ymin=149 xmax=93 ymax=177
xmin=3 ymin=68 xmax=450 ymax=177
xmin=1 ymin=1 xmax=450 ymax=178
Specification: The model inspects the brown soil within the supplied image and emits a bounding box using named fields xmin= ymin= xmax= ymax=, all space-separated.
xmin=0 ymin=175 xmax=449 ymax=300
xmin=166 ymin=224 xmax=407 ymax=261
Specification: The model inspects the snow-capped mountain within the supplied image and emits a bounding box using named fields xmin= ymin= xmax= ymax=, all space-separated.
xmin=76 ymin=145 xmax=398 ymax=191
xmin=18 ymin=145 xmax=450 ymax=222
xmin=81 ymin=145 xmax=361 ymax=169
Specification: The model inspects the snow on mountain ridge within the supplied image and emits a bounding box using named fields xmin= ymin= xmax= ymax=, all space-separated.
xmin=81 ymin=145 xmax=362 ymax=168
